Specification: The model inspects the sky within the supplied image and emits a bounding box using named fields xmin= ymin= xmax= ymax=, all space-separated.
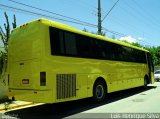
xmin=0 ymin=0 xmax=160 ymax=47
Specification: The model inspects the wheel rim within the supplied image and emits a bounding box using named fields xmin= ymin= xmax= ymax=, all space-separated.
xmin=96 ymin=85 xmax=104 ymax=99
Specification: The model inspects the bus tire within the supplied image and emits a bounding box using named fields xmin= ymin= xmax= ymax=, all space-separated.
xmin=144 ymin=76 xmax=148 ymax=88
xmin=93 ymin=80 xmax=107 ymax=102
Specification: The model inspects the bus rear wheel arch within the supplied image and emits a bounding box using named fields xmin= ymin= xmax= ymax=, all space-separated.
xmin=93 ymin=78 xmax=107 ymax=102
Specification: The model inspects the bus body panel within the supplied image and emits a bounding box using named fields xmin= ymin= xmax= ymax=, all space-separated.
xmin=8 ymin=18 xmax=154 ymax=103
xmin=8 ymin=89 xmax=54 ymax=103
xmin=8 ymin=21 xmax=42 ymax=90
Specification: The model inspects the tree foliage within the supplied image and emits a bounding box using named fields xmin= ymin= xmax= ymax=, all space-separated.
xmin=0 ymin=12 xmax=16 ymax=75
xmin=145 ymin=46 xmax=160 ymax=66
xmin=82 ymin=28 xmax=106 ymax=36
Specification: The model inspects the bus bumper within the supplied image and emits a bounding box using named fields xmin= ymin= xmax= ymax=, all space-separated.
xmin=8 ymin=89 xmax=54 ymax=103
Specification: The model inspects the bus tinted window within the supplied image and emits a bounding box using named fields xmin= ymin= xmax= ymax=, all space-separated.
xmin=92 ymin=39 xmax=106 ymax=59
xmin=133 ymin=50 xmax=146 ymax=63
xmin=121 ymin=46 xmax=135 ymax=62
xmin=49 ymin=27 xmax=147 ymax=64
xmin=104 ymin=41 xmax=116 ymax=60
xmin=76 ymin=35 xmax=91 ymax=58
xmin=64 ymin=32 xmax=77 ymax=56
xmin=49 ymin=27 xmax=65 ymax=55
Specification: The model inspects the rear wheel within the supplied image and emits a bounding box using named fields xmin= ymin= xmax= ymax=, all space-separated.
xmin=93 ymin=80 xmax=107 ymax=102
xmin=144 ymin=77 xmax=148 ymax=88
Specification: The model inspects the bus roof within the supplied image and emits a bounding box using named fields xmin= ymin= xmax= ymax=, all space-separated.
xmin=13 ymin=18 xmax=149 ymax=52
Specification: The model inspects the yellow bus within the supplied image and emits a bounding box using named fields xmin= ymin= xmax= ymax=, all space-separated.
xmin=8 ymin=18 xmax=154 ymax=103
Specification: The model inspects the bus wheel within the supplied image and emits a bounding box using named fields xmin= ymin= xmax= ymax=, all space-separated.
xmin=93 ymin=80 xmax=107 ymax=102
xmin=144 ymin=77 xmax=148 ymax=88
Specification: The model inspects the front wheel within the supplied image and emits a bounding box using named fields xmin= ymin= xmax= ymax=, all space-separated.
xmin=93 ymin=80 xmax=107 ymax=102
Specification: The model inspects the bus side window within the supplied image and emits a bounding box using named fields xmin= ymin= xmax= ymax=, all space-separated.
xmin=49 ymin=27 xmax=65 ymax=55
xmin=76 ymin=35 xmax=91 ymax=58
xmin=92 ymin=39 xmax=104 ymax=59
xmin=64 ymin=31 xmax=77 ymax=56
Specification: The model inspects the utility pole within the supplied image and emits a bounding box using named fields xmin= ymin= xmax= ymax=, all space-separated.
xmin=98 ymin=0 xmax=102 ymax=35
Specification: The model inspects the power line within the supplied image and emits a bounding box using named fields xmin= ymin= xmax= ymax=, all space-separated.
xmin=102 ymin=0 xmax=120 ymax=22
xmin=0 ymin=3 xmax=127 ymax=37
xmin=132 ymin=0 xmax=160 ymax=28
xmin=103 ymin=8 xmax=153 ymax=37
xmin=107 ymin=17 xmax=143 ymax=35
xmin=0 ymin=4 xmax=98 ymax=28
xmin=7 ymin=0 xmax=123 ymax=36
xmin=113 ymin=5 xmax=155 ymax=37
xmin=103 ymin=27 xmax=125 ymax=37
xmin=8 ymin=0 xmax=98 ymax=28
xmin=0 ymin=4 xmax=154 ymax=46
xmin=123 ymin=0 xmax=160 ymax=30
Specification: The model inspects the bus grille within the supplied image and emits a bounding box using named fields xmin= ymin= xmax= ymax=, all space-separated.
xmin=56 ymin=74 xmax=76 ymax=99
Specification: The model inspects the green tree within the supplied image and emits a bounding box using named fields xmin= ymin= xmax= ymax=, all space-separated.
xmin=83 ymin=28 xmax=88 ymax=32
xmin=82 ymin=28 xmax=106 ymax=36
xmin=120 ymin=40 xmax=143 ymax=48
xmin=131 ymin=42 xmax=143 ymax=48
xmin=0 ymin=12 xmax=16 ymax=76
xmin=145 ymin=46 xmax=160 ymax=66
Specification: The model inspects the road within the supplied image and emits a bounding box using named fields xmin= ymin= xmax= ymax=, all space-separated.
xmin=1 ymin=82 xmax=160 ymax=119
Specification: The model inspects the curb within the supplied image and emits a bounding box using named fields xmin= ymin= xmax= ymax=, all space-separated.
xmin=0 ymin=101 xmax=33 ymax=111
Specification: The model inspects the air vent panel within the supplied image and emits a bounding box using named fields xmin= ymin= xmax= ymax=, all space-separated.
xmin=56 ymin=74 xmax=76 ymax=99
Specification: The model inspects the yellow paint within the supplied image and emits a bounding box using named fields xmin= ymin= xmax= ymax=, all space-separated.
xmin=8 ymin=18 xmax=154 ymax=103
